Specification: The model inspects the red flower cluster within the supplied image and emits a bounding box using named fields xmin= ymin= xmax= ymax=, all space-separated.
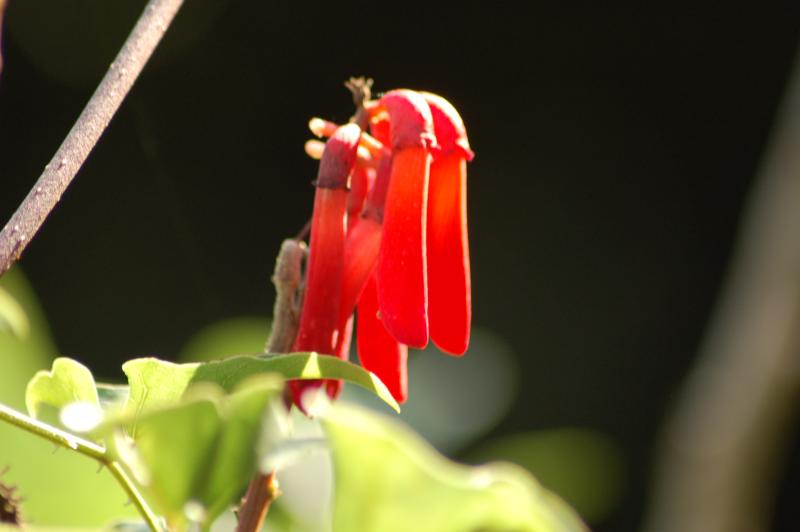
xmin=288 ymin=89 xmax=474 ymax=411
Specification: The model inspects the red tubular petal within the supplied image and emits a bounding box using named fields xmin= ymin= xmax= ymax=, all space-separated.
xmin=375 ymin=90 xmax=436 ymax=348
xmin=292 ymin=188 xmax=348 ymax=354
xmin=339 ymin=217 xmax=382 ymax=325
xmin=347 ymin=166 xmax=371 ymax=227
xmin=427 ymin=153 xmax=471 ymax=355
xmin=357 ymin=274 xmax=408 ymax=403
xmin=289 ymin=124 xmax=360 ymax=412
xmin=421 ymin=93 xmax=472 ymax=355
xmin=377 ymin=146 xmax=431 ymax=348
xmin=289 ymin=188 xmax=348 ymax=409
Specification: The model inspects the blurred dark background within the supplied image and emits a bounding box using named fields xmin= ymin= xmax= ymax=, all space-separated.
xmin=1 ymin=2 xmax=800 ymax=530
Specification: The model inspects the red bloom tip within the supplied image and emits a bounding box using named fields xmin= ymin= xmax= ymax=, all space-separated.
xmin=357 ymin=274 xmax=408 ymax=403
xmin=421 ymin=92 xmax=475 ymax=162
xmin=379 ymin=90 xmax=437 ymax=151
xmin=317 ymin=123 xmax=361 ymax=189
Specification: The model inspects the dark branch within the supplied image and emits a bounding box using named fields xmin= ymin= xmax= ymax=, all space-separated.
xmin=0 ymin=0 xmax=185 ymax=277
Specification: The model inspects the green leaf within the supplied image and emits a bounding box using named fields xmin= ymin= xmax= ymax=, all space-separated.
xmin=25 ymin=357 xmax=100 ymax=429
xmin=0 ymin=267 xmax=58 ymax=411
xmin=96 ymin=383 xmax=131 ymax=410
xmin=122 ymin=353 xmax=399 ymax=425
xmin=112 ymin=375 xmax=282 ymax=529
xmin=323 ymin=403 xmax=586 ymax=532
xmin=469 ymin=429 xmax=625 ymax=524
xmin=0 ymin=285 xmax=29 ymax=338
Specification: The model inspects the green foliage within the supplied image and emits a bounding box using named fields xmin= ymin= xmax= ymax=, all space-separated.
xmin=108 ymin=376 xmax=283 ymax=529
xmin=25 ymin=357 xmax=100 ymax=429
xmin=0 ymin=269 xmax=134 ymax=527
xmin=0 ymin=285 xmax=27 ymax=339
xmin=0 ymin=268 xmax=57 ymax=410
xmin=3 ymin=296 xmax=586 ymax=531
xmin=123 ymin=353 xmax=399 ymax=428
xmin=470 ymin=430 xmax=625 ymax=523
xmin=324 ymin=403 xmax=586 ymax=532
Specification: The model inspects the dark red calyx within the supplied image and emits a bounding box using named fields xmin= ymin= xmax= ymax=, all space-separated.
xmin=316 ymin=123 xmax=362 ymax=189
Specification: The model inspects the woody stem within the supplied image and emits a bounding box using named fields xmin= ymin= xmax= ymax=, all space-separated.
xmin=0 ymin=0 xmax=184 ymax=277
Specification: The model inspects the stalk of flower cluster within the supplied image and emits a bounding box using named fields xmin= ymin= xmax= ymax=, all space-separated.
xmin=289 ymin=123 xmax=361 ymax=410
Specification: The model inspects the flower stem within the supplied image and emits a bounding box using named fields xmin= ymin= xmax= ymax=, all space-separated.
xmin=236 ymin=471 xmax=280 ymax=532
xmin=0 ymin=403 xmax=164 ymax=532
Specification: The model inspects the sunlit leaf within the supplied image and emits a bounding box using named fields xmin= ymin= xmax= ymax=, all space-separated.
xmin=109 ymin=375 xmax=282 ymax=529
xmin=122 ymin=353 xmax=399 ymax=431
xmin=0 ymin=267 xmax=57 ymax=411
xmin=470 ymin=429 xmax=625 ymax=523
xmin=0 ymin=285 xmax=28 ymax=338
xmin=323 ymin=403 xmax=586 ymax=532
xmin=25 ymin=357 xmax=100 ymax=430
xmin=0 ymin=270 xmax=132 ymax=527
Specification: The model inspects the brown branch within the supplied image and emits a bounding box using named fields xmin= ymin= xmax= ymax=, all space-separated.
xmin=237 ymin=471 xmax=281 ymax=532
xmin=644 ymin=48 xmax=800 ymax=532
xmin=0 ymin=0 xmax=185 ymax=277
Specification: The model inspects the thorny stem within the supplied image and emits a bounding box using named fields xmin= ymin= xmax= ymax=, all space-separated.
xmin=0 ymin=0 xmax=184 ymax=277
xmin=0 ymin=403 xmax=164 ymax=532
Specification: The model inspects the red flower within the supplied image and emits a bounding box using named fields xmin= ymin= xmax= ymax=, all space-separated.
xmin=421 ymin=92 xmax=474 ymax=356
xmin=289 ymin=87 xmax=472 ymax=410
xmin=289 ymin=123 xmax=361 ymax=411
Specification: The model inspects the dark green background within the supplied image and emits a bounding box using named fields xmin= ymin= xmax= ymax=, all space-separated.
xmin=1 ymin=2 xmax=799 ymax=530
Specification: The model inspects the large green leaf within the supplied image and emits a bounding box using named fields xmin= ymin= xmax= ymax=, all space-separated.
xmin=122 ymin=353 xmax=399 ymax=427
xmin=111 ymin=375 xmax=282 ymax=530
xmin=25 ymin=357 xmax=100 ymax=430
xmin=324 ymin=403 xmax=586 ymax=532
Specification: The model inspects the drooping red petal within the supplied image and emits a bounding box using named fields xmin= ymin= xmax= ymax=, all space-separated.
xmin=357 ymin=274 xmax=408 ymax=403
xmin=339 ymin=217 xmax=382 ymax=325
xmin=289 ymin=187 xmax=348 ymax=409
xmin=377 ymin=146 xmax=431 ymax=348
xmin=375 ymin=90 xmax=436 ymax=349
xmin=289 ymin=123 xmax=360 ymax=412
xmin=291 ymin=188 xmax=348 ymax=355
xmin=421 ymin=92 xmax=473 ymax=355
xmin=426 ymin=153 xmax=470 ymax=355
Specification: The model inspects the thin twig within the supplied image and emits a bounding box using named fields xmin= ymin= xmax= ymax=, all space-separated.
xmin=0 ymin=403 xmax=164 ymax=532
xmin=0 ymin=0 xmax=184 ymax=277
xmin=644 ymin=48 xmax=800 ymax=532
